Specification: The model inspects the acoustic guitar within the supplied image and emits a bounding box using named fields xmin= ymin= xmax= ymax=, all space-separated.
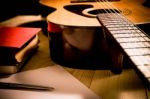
xmin=39 ymin=0 xmax=150 ymax=86
xmin=40 ymin=0 xmax=150 ymax=27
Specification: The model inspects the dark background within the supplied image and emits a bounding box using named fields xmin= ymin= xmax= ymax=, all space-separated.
xmin=0 ymin=0 xmax=54 ymax=22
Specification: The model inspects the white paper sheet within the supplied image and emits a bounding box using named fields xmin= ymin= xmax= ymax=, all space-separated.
xmin=0 ymin=65 xmax=101 ymax=99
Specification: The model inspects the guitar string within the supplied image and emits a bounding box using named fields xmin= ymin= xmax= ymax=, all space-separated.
xmin=102 ymin=0 xmax=150 ymax=63
xmin=102 ymin=2 xmax=149 ymax=65
xmin=94 ymin=0 xmax=150 ymax=65
xmin=97 ymin=0 xmax=142 ymax=63
xmin=96 ymin=0 xmax=136 ymax=52
xmin=100 ymin=0 xmax=150 ymax=65
xmin=94 ymin=0 xmax=111 ymax=51
xmin=99 ymin=0 xmax=148 ymax=43
xmin=102 ymin=0 xmax=150 ymax=42
xmin=109 ymin=0 xmax=149 ymax=64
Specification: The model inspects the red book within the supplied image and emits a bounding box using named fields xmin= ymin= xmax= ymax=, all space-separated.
xmin=0 ymin=27 xmax=41 ymax=48
xmin=0 ymin=27 xmax=41 ymax=74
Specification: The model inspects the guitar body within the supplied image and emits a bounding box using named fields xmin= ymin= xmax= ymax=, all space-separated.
xmin=40 ymin=0 xmax=150 ymax=76
xmin=40 ymin=0 xmax=150 ymax=27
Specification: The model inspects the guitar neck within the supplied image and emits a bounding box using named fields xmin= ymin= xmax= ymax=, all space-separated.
xmin=97 ymin=13 xmax=150 ymax=86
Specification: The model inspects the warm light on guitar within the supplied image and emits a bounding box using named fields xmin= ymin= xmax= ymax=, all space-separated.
xmin=39 ymin=0 xmax=150 ymax=87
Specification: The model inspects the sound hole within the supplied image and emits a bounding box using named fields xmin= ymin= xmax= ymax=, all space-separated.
xmin=88 ymin=9 xmax=121 ymax=15
xmin=64 ymin=4 xmax=93 ymax=16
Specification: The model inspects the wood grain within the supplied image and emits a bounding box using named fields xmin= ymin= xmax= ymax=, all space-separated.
xmin=40 ymin=0 xmax=150 ymax=27
xmin=0 ymin=4 xmax=150 ymax=99
xmin=22 ymin=29 xmax=150 ymax=99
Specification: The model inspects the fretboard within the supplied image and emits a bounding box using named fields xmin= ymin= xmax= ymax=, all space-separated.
xmin=97 ymin=13 xmax=150 ymax=85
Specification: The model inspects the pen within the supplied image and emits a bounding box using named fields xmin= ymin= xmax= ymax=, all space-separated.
xmin=0 ymin=82 xmax=54 ymax=91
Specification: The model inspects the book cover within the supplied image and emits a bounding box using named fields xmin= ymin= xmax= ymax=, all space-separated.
xmin=0 ymin=27 xmax=41 ymax=48
xmin=0 ymin=27 xmax=41 ymax=74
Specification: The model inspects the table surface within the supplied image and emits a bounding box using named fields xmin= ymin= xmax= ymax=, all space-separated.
xmin=0 ymin=8 xmax=150 ymax=99
xmin=22 ymin=31 xmax=150 ymax=99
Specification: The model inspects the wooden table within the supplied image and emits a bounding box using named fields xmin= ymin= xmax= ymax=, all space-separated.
xmin=23 ymin=31 xmax=150 ymax=99
xmin=37 ymin=0 xmax=150 ymax=98
xmin=0 ymin=24 xmax=149 ymax=99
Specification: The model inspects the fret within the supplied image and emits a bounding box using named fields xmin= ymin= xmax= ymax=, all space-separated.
xmin=116 ymin=37 xmax=150 ymax=43
xmin=111 ymin=29 xmax=142 ymax=34
xmin=120 ymin=42 xmax=150 ymax=48
xmin=97 ymin=13 xmax=123 ymax=19
xmin=101 ymin=19 xmax=129 ymax=25
xmin=137 ymin=66 xmax=150 ymax=78
xmin=106 ymin=24 xmax=134 ymax=28
xmin=125 ymin=48 xmax=150 ymax=56
xmin=101 ymin=18 xmax=124 ymax=21
xmin=107 ymin=27 xmax=138 ymax=31
xmin=130 ymin=55 xmax=150 ymax=66
xmin=97 ymin=13 xmax=150 ymax=86
xmin=101 ymin=20 xmax=126 ymax=23
xmin=98 ymin=14 xmax=133 ymax=25
xmin=102 ymin=19 xmax=131 ymax=24
xmin=103 ymin=22 xmax=132 ymax=26
xmin=113 ymin=33 xmax=144 ymax=38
